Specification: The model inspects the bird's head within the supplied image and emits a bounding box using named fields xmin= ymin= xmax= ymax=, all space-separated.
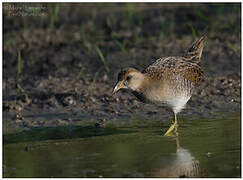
xmin=113 ymin=68 xmax=144 ymax=94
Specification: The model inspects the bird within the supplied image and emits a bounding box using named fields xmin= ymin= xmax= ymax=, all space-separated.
xmin=113 ymin=36 xmax=205 ymax=136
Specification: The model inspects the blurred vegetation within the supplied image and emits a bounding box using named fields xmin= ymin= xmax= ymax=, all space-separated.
xmin=49 ymin=4 xmax=59 ymax=29
xmin=15 ymin=50 xmax=28 ymax=103
xmin=3 ymin=3 xmax=241 ymax=89
xmin=95 ymin=45 xmax=109 ymax=72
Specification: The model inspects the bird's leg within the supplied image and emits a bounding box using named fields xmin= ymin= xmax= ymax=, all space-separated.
xmin=164 ymin=113 xmax=178 ymax=136
xmin=174 ymin=113 xmax=178 ymax=131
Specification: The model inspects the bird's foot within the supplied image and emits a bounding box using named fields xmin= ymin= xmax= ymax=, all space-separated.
xmin=164 ymin=122 xmax=178 ymax=136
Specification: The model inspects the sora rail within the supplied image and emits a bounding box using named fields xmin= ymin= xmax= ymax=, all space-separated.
xmin=113 ymin=37 xmax=205 ymax=136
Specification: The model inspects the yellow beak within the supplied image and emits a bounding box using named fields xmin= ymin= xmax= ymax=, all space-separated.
xmin=113 ymin=81 xmax=124 ymax=94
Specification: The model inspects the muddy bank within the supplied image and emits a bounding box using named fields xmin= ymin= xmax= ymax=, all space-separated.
xmin=3 ymin=3 xmax=241 ymax=133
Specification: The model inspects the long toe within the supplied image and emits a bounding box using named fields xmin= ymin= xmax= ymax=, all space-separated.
xmin=164 ymin=122 xmax=179 ymax=136
xmin=164 ymin=123 xmax=176 ymax=136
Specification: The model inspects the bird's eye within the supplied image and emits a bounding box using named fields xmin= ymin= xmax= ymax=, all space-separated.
xmin=126 ymin=76 xmax=131 ymax=81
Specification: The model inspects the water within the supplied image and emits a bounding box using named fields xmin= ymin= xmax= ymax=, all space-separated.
xmin=3 ymin=112 xmax=241 ymax=177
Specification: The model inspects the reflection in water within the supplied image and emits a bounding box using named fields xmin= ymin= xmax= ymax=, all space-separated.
xmin=154 ymin=135 xmax=207 ymax=178
xmin=3 ymin=112 xmax=240 ymax=177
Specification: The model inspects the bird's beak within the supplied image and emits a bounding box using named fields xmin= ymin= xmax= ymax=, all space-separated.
xmin=113 ymin=81 xmax=124 ymax=94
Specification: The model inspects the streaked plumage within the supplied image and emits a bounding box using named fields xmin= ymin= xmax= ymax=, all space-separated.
xmin=113 ymin=36 xmax=205 ymax=135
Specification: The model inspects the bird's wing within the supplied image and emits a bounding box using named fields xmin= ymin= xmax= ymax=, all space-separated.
xmin=142 ymin=57 xmax=177 ymax=80
xmin=176 ymin=60 xmax=204 ymax=86
xmin=143 ymin=57 xmax=204 ymax=86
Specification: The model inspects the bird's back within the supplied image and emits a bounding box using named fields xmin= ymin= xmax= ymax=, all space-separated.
xmin=143 ymin=56 xmax=204 ymax=88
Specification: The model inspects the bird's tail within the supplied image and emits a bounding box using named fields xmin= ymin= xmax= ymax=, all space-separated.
xmin=183 ymin=36 xmax=205 ymax=63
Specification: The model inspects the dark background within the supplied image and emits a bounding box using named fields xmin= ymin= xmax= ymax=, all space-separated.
xmin=3 ymin=3 xmax=241 ymax=129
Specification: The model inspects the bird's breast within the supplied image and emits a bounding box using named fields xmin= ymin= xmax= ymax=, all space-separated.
xmin=132 ymin=85 xmax=169 ymax=105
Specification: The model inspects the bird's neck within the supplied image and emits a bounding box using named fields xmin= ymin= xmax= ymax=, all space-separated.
xmin=134 ymin=73 xmax=150 ymax=93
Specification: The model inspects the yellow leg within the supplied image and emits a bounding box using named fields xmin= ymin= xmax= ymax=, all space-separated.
xmin=164 ymin=113 xmax=178 ymax=136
